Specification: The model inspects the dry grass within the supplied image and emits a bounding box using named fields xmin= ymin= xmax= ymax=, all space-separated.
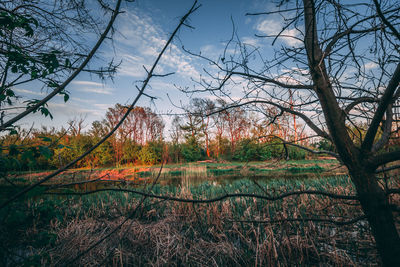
xmin=2 ymin=172 xmax=399 ymax=266
xmin=46 ymin=209 xmax=380 ymax=266
xmin=43 ymin=185 xmax=391 ymax=266
xmin=50 ymin=216 xmax=241 ymax=266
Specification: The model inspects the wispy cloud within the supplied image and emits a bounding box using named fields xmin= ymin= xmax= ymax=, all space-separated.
xmin=71 ymin=81 xmax=103 ymax=87
xmin=72 ymin=80 xmax=113 ymax=95
xmin=242 ymin=37 xmax=260 ymax=47
xmin=13 ymin=88 xmax=46 ymax=96
xmin=114 ymin=8 xmax=201 ymax=80
xmin=79 ymin=87 xmax=113 ymax=95
xmin=48 ymin=102 xmax=104 ymax=117
xmin=70 ymin=97 xmax=95 ymax=104
xmin=364 ymin=62 xmax=378 ymax=70
xmin=256 ymin=19 xmax=302 ymax=46
xmin=93 ymin=103 xmax=113 ymax=112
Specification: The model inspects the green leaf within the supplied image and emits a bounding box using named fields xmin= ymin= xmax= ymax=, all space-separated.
xmin=11 ymin=65 xmax=18 ymax=73
xmin=21 ymin=150 xmax=35 ymax=161
xmin=31 ymin=70 xmax=38 ymax=79
xmin=48 ymin=81 xmax=59 ymax=88
xmin=39 ymin=136 xmax=52 ymax=142
xmin=6 ymin=89 xmax=14 ymax=97
xmin=38 ymin=146 xmax=52 ymax=159
xmin=41 ymin=107 xmax=49 ymax=116
xmin=8 ymin=144 xmax=19 ymax=156
xmin=63 ymin=93 xmax=69 ymax=102
xmin=24 ymin=25 xmax=34 ymax=37
xmin=65 ymin=58 xmax=71 ymax=68
xmin=9 ymin=129 xmax=18 ymax=135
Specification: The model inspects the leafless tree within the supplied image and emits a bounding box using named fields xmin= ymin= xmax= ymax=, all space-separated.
xmin=170 ymin=115 xmax=183 ymax=145
xmin=182 ymin=0 xmax=400 ymax=264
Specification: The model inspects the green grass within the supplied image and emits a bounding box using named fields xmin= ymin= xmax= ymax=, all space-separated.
xmin=136 ymin=171 xmax=152 ymax=177
xmin=208 ymin=168 xmax=237 ymax=175
xmin=287 ymin=165 xmax=325 ymax=173
xmin=168 ymin=170 xmax=183 ymax=176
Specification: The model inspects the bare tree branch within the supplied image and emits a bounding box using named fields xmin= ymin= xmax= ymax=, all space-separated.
xmin=369 ymin=150 xmax=400 ymax=169
xmin=362 ymin=63 xmax=400 ymax=152
xmin=45 ymin=188 xmax=359 ymax=201
xmin=0 ymin=0 xmax=123 ymax=131
xmin=207 ymin=99 xmax=331 ymax=140
xmin=0 ymin=1 xmax=200 ymax=210
xmin=373 ymin=0 xmax=400 ymax=41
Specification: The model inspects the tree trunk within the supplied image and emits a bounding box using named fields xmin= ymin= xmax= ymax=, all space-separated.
xmin=349 ymin=169 xmax=400 ymax=266
xmin=205 ymin=132 xmax=210 ymax=158
xmin=302 ymin=0 xmax=400 ymax=263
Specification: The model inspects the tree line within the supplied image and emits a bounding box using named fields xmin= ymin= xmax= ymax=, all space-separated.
xmin=0 ymin=98 xmax=319 ymax=171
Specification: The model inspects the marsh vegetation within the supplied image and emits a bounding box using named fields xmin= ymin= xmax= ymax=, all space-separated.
xmin=1 ymin=160 xmax=399 ymax=266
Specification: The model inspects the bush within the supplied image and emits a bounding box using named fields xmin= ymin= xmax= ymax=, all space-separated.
xmin=232 ymin=139 xmax=260 ymax=161
xmin=181 ymin=137 xmax=204 ymax=162
xmin=122 ymin=141 xmax=141 ymax=164
xmin=137 ymin=141 xmax=163 ymax=165
xmin=317 ymin=139 xmax=335 ymax=152
xmin=259 ymin=141 xmax=285 ymax=160
xmin=167 ymin=143 xmax=183 ymax=163
xmin=232 ymin=140 xmax=307 ymax=161
xmin=287 ymin=146 xmax=307 ymax=160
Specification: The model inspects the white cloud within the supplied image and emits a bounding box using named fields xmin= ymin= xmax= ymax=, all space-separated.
xmin=48 ymin=102 xmax=103 ymax=117
xmin=291 ymin=67 xmax=309 ymax=76
xmin=79 ymin=87 xmax=113 ymax=95
xmin=114 ymin=8 xmax=201 ymax=80
xmin=72 ymin=80 xmax=113 ymax=95
xmin=199 ymin=44 xmax=223 ymax=58
xmin=229 ymin=76 xmax=246 ymax=84
xmin=117 ymin=63 xmax=144 ymax=78
xmin=70 ymin=97 xmax=95 ymax=104
xmin=205 ymin=95 xmax=244 ymax=103
xmin=13 ymin=88 xmax=46 ymax=96
xmin=71 ymin=81 xmax=103 ymax=87
xmin=276 ymin=75 xmax=303 ymax=86
xmin=364 ymin=62 xmax=378 ymax=70
xmin=256 ymin=19 xmax=302 ymax=46
xmin=242 ymin=37 xmax=260 ymax=47
xmin=93 ymin=103 xmax=113 ymax=111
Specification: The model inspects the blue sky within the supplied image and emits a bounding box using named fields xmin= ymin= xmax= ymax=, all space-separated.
xmin=14 ymin=0 xmax=312 ymax=133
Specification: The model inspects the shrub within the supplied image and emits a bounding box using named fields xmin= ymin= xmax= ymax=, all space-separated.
xmin=181 ymin=137 xmax=204 ymax=162
xmin=138 ymin=141 xmax=163 ymax=165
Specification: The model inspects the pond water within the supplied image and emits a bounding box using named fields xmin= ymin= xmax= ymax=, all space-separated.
xmin=64 ymin=165 xmax=338 ymax=193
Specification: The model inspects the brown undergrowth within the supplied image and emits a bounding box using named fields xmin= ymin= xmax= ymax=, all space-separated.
xmin=1 ymin=174 xmax=399 ymax=266
xmin=46 ymin=188 xmax=397 ymax=266
xmin=48 ymin=205 xmax=381 ymax=266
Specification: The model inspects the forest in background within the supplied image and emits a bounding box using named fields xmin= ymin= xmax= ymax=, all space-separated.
xmin=1 ymin=98 xmax=325 ymax=172
xmin=3 ymin=97 xmax=399 ymax=173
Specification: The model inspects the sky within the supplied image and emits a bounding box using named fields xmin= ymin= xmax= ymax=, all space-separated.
xmin=14 ymin=0 xmax=299 ymax=134
xmin=13 ymin=0 xmax=381 ymax=137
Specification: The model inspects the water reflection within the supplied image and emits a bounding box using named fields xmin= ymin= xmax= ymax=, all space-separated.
xmin=57 ymin=164 xmax=336 ymax=192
